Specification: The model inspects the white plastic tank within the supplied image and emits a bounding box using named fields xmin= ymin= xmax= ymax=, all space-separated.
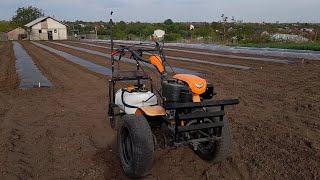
xmin=115 ymin=89 xmax=158 ymax=114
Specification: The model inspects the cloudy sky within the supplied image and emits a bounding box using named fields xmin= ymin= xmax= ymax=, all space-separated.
xmin=1 ymin=0 xmax=319 ymax=23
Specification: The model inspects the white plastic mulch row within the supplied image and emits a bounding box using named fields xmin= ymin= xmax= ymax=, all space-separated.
xmin=13 ymin=42 xmax=52 ymax=89
xmin=66 ymin=41 xmax=254 ymax=70
xmin=48 ymin=42 xmax=204 ymax=75
xmin=86 ymin=39 xmax=319 ymax=61
xmin=31 ymin=42 xmax=112 ymax=76
xmin=112 ymin=42 xmax=293 ymax=64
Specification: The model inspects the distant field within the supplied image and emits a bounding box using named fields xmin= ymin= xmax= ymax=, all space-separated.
xmin=229 ymin=42 xmax=320 ymax=51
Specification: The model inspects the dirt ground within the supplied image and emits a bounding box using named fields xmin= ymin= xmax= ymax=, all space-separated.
xmin=0 ymin=41 xmax=319 ymax=180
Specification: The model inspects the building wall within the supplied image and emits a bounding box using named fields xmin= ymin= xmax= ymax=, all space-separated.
xmin=53 ymin=28 xmax=67 ymax=40
xmin=47 ymin=18 xmax=66 ymax=29
xmin=30 ymin=29 xmax=48 ymax=40
xmin=7 ymin=27 xmax=27 ymax=40
xmin=29 ymin=18 xmax=67 ymax=40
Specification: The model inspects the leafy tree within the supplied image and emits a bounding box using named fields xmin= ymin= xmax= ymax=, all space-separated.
xmin=117 ymin=21 xmax=127 ymax=29
xmin=164 ymin=19 xmax=173 ymax=25
xmin=11 ymin=6 xmax=44 ymax=27
xmin=142 ymin=25 xmax=155 ymax=37
xmin=179 ymin=30 xmax=191 ymax=39
xmin=0 ymin=21 xmax=12 ymax=32
xmin=97 ymin=29 xmax=110 ymax=36
xmin=127 ymin=25 xmax=141 ymax=36
xmin=211 ymin=21 xmax=222 ymax=30
xmin=193 ymin=23 xmax=213 ymax=37
xmin=164 ymin=33 xmax=181 ymax=41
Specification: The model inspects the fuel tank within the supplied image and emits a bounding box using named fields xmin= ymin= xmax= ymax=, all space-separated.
xmin=115 ymin=89 xmax=158 ymax=114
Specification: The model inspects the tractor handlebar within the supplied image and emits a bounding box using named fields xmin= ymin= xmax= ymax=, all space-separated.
xmin=111 ymin=43 xmax=167 ymax=76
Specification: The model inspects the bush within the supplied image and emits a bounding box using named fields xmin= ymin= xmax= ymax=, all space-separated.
xmin=164 ymin=33 xmax=182 ymax=42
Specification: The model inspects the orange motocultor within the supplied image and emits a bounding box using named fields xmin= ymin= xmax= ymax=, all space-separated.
xmin=173 ymin=74 xmax=207 ymax=96
xmin=148 ymin=56 xmax=165 ymax=73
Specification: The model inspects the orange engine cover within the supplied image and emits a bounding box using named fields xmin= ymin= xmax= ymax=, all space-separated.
xmin=173 ymin=74 xmax=207 ymax=95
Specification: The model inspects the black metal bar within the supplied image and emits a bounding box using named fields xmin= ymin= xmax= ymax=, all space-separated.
xmin=112 ymin=77 xmax=150 ymax=82
xmin=137 ymin=49 xmax=157 ymax=52
xmin=150 ymin=77 xmax=153 ymax=93
xmin=219 ymin=105 xmax=225 ymax=121
xmin=165 ymin=99 xmax=239 ymax=110
xmin=177 ymin=121 xmax=224 ymax=133
xmin=110 ymin=18 xmax=114 ymax=76
xmin=178 ymin=110 xmax=224 ymax=120
xmin=113 ymin=70 xmax=146 ymax=78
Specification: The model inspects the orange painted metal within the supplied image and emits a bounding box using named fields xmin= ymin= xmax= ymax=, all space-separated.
xmin=135 ymin=108 xmax=144 ymax=115
xmin=192 ymin=95 xmax=201 ymax=102
xmin=148 ymin=56 xmax=165 ymax=73
xmin=173 ymin=74 xmax=207 ymax=95
xmin=127 ymin=86 xmax=137 ymax=91
xmin=135 ymin=106 xmax=166 ymax=116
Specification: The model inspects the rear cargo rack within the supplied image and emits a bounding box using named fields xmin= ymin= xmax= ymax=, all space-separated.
xmin=178 ymin=110 xmax=225 ymax=120
xmin=177 ymin=121 xmax=224 ymax=133
xmin=112 ymin=70 xmax=149 ymax=81
xmin=164 ymin=99 xmax=239 ymax=110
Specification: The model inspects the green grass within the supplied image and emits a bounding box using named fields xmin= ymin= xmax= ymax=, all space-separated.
xmin=229 ymin=42 xmax=320 ymax=51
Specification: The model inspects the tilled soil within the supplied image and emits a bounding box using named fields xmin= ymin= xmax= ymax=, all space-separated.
xmin=0 ymin=41 xmax=124 ymax=179
xmin=0 ymin=42 xmax=18 ymax=91
xmin=0 ymin=41 xmax=319 ymax=180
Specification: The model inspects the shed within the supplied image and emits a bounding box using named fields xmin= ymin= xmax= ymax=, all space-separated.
xmin=7 ymin=27 xmax=27 ymax=40
xmin=25 ymin=17 xmax=67 ymax=40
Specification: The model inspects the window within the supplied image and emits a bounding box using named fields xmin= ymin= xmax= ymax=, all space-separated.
xmin=54 ymin=29 xmax=57 ymax=33
xmin=39 ymin=30 xmax=42 ymax=33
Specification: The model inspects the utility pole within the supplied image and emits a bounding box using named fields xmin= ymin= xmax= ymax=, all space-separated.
xmin=95 ymin=27 xmax=98 ymax=39
xmin=110 ymin=11 xmax=114 ymax=74
xmin=72 ymin=25 xmax=74 ymax=40
xmin=110 ymin=11 xmax=114 ymax=53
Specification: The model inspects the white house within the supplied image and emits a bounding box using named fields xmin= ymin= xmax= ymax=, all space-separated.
xmin=25 ymin=17 xmax=67 ymax=40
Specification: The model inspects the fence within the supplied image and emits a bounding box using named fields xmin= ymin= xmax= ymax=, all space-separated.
xmin=68 ymin=34 xmax=97 ymax=40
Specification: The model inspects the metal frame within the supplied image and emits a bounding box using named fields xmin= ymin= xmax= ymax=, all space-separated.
xmin=108 ymin=16 xmax=155 ymax=123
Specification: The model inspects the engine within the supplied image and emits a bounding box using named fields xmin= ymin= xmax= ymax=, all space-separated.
xmin=161 ymin=80 xmax=192 ymax=103
xmin=162 ymin=79 xmax=215 ymax=103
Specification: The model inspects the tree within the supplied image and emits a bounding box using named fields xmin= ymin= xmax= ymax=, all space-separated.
xmin=221 ymin=14 xmax=228 ymax=42
xmin=11 ymin=6 xmax=44 ymax=27
xmin=194 ymin=23 xmax=213 ymax=37
xmin=164 ymin=19 xmax=173 ymax=25
xmin=0 ymin=21 xmax=12 ymax=32
xmin=117 ymin=21 xmax=127 ymax=30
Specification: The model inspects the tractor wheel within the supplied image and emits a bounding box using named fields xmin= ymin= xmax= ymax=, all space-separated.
xmin=118 ymin=114 xmax=154 ymax=178
xmin=194 ymin=107 xmax=232 ymax=161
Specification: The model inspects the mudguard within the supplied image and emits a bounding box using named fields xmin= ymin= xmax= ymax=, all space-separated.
xmin=135 ymin=106 xmax=166 ymax=116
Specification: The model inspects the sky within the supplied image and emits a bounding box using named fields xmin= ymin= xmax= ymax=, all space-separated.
xmin=0 ymin=0 xmax=320 ymax=23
